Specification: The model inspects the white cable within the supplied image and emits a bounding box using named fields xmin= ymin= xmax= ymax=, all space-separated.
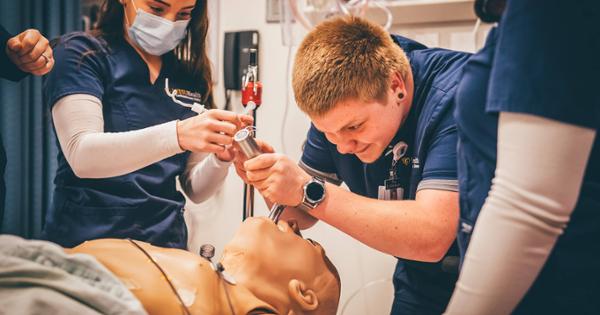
xmin=472 ymin=18 xmax=482 ymax=36
xmin=241 ymin=101 xmax=257 ymax=116
xmin=341 ymin=278 xmax=394 ymax=315
xmin=471 ymin=18 xmax=482 ymax=49
xmin=289 ymin=0 xmax=314 ymax=31
xmin=336 ymin=0 xmax=393 ymax=31
xmin=373 ymin=1 xmax=393 ymax=30
xmin=281 ymin=43 xmax=295 ymax=155
xmin=164 ymin=78 xmax=206 ymax=114
xmin=336 ymin=0 xmax=352 ymax=15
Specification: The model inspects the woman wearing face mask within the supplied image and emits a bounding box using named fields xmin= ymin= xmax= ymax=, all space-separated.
xmin=42 ymin=0 xmax=252 ymax=249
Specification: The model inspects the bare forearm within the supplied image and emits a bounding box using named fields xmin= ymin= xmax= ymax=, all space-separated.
xmin=243 ymin=152 xmax=457 ymax=259
xmin=311 ymin=184 xmax=458 ymax=261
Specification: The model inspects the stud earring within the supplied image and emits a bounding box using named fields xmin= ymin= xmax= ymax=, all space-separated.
xmin=398 ymin=92 xmax=405 ymax=100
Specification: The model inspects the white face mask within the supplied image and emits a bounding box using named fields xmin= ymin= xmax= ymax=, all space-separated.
xmin=125 ymin=0 xmax=190 ymax=56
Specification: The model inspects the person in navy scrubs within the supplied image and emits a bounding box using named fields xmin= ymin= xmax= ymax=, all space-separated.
xmin=1 ymin=26 xmax=54 ymax=223
xmin=42 ymin=0 xmax=252 ymax=249
xmin=445 ymin=0 xmax=600 ymax=314
xmin=235 ymin=16 xmax=471 ymax=315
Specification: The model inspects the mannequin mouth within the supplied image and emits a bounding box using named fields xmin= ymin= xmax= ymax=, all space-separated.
xmin=289 ymin=220 xmax=301 ymax=236
xmin=276 ymin=220 xmax=302 ymax=237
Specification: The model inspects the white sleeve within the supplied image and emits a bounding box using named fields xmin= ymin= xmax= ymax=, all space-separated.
xmin=444 ymin=112 xmax=596 ymax=315
xmin=179 ymin=152 xmax=231 ymax=203
xmin=52 ymin=94 xmax=184 ymax=179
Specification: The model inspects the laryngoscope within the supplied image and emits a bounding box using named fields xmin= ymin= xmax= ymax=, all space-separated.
xmin=234 ymin=128 xmax=286 ymax=223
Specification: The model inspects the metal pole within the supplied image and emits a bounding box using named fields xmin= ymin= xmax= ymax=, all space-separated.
xmin=242 ymin=111 xmax=257 ymax=220
xmin=240 ymin=48 xmax=261 ymax=220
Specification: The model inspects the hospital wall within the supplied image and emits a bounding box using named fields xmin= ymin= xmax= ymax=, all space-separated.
xmin=182 ymin=1 xmax=491 ymax=314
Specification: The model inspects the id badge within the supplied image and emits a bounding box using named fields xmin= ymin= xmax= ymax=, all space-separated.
xmin=378 ymin=178 xmax=404 ymax=200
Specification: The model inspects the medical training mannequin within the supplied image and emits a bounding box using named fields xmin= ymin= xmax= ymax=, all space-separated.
xmin=67 ymin=217 xmax=341 ymax=315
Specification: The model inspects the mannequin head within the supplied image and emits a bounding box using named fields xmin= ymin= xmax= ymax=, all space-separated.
xmin=221 ymin=217 xmax=341 ymax=315
xmin=67 ymin=218 xmax=340 ymax=315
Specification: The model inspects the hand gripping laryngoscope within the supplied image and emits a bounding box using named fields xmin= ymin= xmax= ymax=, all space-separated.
xmin=234 ymin=128 xmax=286 ymax=223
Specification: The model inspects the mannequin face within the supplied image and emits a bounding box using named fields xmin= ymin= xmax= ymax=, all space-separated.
xmin=221 ymin=217 xmax=341 ymax=314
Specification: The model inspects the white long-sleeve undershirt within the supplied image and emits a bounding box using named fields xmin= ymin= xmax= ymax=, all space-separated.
xmin=444 ymin=112 xmax=596 ymax=315
xmin=52 ymin=94 xmax=230 ymax=203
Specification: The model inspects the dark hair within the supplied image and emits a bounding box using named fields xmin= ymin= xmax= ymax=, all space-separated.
xmin=474 ymin=0 xmax=506 ymax=23
xmin=93 ymin=0 xmax=214 ymax=108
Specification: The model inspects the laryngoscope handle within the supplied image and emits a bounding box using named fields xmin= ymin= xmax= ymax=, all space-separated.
xmin=234 ymin=128 xmax=285 ymax=223
xmin=234 ymin=128 xmax=262 ymax=159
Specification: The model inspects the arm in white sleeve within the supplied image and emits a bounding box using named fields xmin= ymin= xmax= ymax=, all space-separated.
xmin=179 ymin=152 xmax=231 ymax=204
xmin=52 ymin=94 xmax=184 ymax=178
xmin=444 ymin=112 xmax=596 ymax=315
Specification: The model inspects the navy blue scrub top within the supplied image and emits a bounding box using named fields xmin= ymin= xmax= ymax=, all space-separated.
xmin=301 ymin=35 xmax=470 ymax=315
xmin=454 ymin=28 xmax=499 ymax=262
xmin=455 ymin=0 xmax=600 ymax=313
xmin=42 ymin=32 xmax=198 ymax=249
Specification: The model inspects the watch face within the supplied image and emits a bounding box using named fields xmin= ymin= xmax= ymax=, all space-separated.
xmin=306 ymin=181 xmax=325 ymax=203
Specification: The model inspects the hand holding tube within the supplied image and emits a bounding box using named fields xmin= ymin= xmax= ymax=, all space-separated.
xmin=233 ymin=134 xmax=274 ymax=183
xmin=234 ymin=128 xmax=310 ymax=207
xmin=176 ymin=109 xmax=253 ymax=155
xmin=243 ymin=153 xmax=311 ymax=207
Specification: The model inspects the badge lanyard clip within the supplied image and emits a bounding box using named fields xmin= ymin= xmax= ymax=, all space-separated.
xmin=379 ymin=141 xmax=408 ymax=200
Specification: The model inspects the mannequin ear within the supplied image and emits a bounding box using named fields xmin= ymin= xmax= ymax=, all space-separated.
xmin=288 ymin=279 xmax=319 ymax=311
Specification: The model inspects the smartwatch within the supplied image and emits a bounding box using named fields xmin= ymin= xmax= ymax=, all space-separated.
xmin=297 ymin=177 xmax=326 ymax=212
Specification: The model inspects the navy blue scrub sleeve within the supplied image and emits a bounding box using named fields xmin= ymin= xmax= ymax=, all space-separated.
xmin=487 ymin=0 xmax=600 ymax=128
xmin=418 ymin=103 xmax=459 ymax=191
xmin=0 ymin=25 xmax=28 ymax=82
xmin=300 ymin=124 xmax=342 ymax=184
xmin=45 ymin=34 xmax=107 ymax=109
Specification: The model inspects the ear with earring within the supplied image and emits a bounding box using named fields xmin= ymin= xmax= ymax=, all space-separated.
xmin=397 ymin=92 xmax=405 ymax=106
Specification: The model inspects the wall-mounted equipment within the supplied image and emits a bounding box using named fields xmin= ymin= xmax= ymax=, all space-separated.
xmin=223 ymin=30 xmax=259 ymax=91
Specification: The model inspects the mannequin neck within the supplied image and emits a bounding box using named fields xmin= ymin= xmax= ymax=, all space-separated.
xmin=186 ymin=260 xmax=273 ymax=315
